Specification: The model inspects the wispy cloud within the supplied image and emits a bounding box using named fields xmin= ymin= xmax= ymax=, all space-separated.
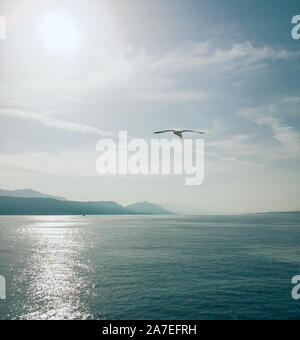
xmin=20 ymin=41 xmax=297 ymax=106
xmin=239 ymin=98 xmax=300 ymax=157
xmin=0 ymin=109 xmax=115 ymax=137
xmin=207 ymin=135 xmax=250 ymax=150
xmin=281 ymin=96 xmax=300 ymax=105
xmin=129 ymin=89 xmax=209 ymax=103
xmin=151 ymin=41 xmax=299 ymax=73
xmin=253 ymin=116 xmax=300 ymax=155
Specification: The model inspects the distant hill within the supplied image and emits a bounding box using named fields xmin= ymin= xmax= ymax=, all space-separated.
xmin=158 ymin=203 xmax=224 ymax=215
xmin=126 ymin=202 xmax=174 ymax=215
xmin=0 ymin=189 xmax=66 ymax=201
xmin=255 ymin=211 xmax=300 ymax=215
xmin=0 ymin=197 xmax=174 ymax=216
xmin=0 ymin=197 xmax=132 ymax=215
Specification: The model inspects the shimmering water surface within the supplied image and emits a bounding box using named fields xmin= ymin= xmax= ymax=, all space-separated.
xmin=0 ymin=215 xmax=300 ymax=320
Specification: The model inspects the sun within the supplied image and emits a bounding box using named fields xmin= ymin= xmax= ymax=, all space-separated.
xmin=40 ymin=12 xmax=80 ymax=53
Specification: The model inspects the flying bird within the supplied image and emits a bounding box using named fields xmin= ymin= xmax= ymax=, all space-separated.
xmin=154 ymin=130 xmax=205 ymax=139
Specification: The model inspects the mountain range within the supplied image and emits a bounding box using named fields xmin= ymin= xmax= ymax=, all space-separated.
xmin=0 ymin=189 xmax=66 ymax=201
xmin=0 ymin=189 xmax=174 ymax=215
xmin=127 ymin=202 xmax=175 ymax=215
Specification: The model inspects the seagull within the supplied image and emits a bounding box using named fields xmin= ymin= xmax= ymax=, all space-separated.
xmin=154 ymin=130 xmax=205 ymax=139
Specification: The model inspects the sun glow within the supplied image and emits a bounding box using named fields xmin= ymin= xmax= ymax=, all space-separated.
xmin=40 ymin=12 xmax=80 ymax=53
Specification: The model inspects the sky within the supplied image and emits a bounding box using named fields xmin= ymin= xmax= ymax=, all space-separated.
xmin=0 ymin=0 xmax=299 ymax=213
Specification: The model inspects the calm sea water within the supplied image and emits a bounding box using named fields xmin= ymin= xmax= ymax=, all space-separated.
xmin=0 ymin=214 xmax=300 ymax=320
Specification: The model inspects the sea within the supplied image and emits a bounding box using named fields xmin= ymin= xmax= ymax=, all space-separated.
xmin=0 ymin=214 xmax=299 ymax=320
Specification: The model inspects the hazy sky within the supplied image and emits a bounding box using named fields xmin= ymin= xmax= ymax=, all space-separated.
xmin=0 ymin=0 xmax=299 ymax=212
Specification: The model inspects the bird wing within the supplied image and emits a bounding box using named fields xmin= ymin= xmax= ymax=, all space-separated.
xmin=154 ymin=130 xmax=175 ymax=134
xmin=181 ymin=130 xmax=205 ymax=134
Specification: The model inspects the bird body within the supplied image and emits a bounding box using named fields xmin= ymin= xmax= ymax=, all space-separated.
xmin=154 ymin=130 xmax=205 ymax=139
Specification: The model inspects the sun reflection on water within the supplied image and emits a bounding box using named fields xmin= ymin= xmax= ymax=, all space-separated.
xmin=18 ymin=216 xmax=92 ymax=320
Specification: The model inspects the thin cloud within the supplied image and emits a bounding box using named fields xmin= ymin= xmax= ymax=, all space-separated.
xmin=0 ymin=109 xmax=115 ymax=137
xmin=255 ymin=116 xmax=300 ymax=155
xmin=151 ymin=41 xmax=298 ymax=72
xmin=239 ymin=99 xmax=300 ymax=157
xmin=34 ymin=41 xmax=298 ymax=103
xmin=130 ymin=90 xmax=209 ymax=103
